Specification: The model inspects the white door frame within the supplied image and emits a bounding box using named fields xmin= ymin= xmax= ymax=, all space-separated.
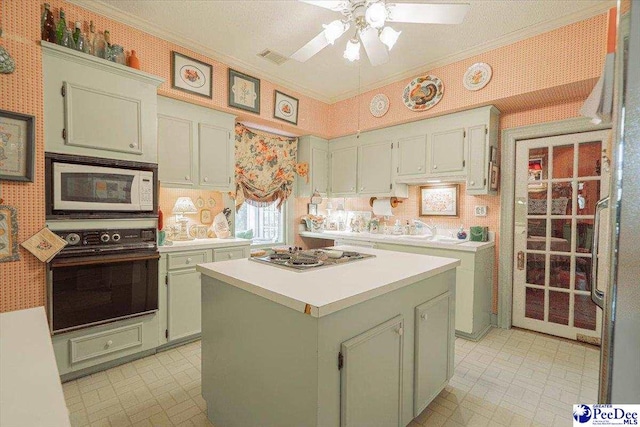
xmin=498 ymin=117 xmax=610 ymax=329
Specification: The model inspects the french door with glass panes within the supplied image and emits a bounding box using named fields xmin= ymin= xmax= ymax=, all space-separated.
xmin=512 ymin=130 xmax=610 ymax=341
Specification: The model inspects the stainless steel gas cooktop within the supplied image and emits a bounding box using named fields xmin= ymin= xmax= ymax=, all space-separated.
xmin=249 ymin=248 xmax=375 ymax=272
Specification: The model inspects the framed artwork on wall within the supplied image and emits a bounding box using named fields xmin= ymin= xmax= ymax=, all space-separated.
xmin=419 ymin=184 xmax=459 ymax=217
xmin=200 ymin=209 xmax=213 ymax=224
xmin=0 ymin=109 xmax=35 ymax=182
xmin=228 ymin=69 xmax=260 ymax=114
xmin=171 ymin=52 xmax=213 ymax=98
xmin=0 ymin=205 xmax=19 ymax=262
xmin=273 ymin=90 xmax=299 ymax=125
xmin=490 ymin=162 xmax=500 ymax=191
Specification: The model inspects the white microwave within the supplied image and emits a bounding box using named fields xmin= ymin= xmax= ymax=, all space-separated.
xmin=52 ymin=162 xmax=154 ymax=212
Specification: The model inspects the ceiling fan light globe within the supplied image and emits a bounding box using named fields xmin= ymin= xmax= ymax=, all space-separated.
xmin=343 ymin=39 xmax=361 ymax=61
xmin=323 ymin=20 xmax=347 ymax=45
xmin=365 ymin=1 xmax=387 ymax=29
xmin=379 ymin=26 xmax=401 ymax=50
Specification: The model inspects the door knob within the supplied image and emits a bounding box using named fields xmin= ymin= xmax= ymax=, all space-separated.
xmin=517 ymin=251 xmax=524 ymax=270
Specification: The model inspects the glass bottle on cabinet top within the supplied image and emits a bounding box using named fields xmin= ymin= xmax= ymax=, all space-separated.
xmin=64 ymin=24 xmax=76 ymax=50
xmin=41 ymin=3 xmax=56 ymax=43
xmin=73 ymin=21 xmax=87 ymax=52
xmin=86 ymin=20 xmax=96 ymax=55
xmin=94 ymin=29 xmax=107 ymax=59
xmin=55 ymin=9 xmax=67 ymax=45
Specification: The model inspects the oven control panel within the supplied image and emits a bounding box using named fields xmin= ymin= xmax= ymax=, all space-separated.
xmin=55 ymin=228 xmax=156 ymax=249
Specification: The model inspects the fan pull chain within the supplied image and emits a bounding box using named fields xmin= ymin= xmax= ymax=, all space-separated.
xmin=357 ymin=61 xmax=361 ymax=139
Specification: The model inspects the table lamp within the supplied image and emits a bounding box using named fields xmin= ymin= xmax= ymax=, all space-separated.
xmin=172 ymin=197 xmax=198 ymax=240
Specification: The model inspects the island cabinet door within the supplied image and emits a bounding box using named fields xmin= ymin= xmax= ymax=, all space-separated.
xmin=167 ymin=269 xmax=202 ymax=341
xmin=414 ymin=292 xmax=453 ymax=417
xmin=340 ymin=315 xmax=404 ymax=427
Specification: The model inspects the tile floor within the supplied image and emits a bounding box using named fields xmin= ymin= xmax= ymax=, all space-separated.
xmin=62 ymin=327 xmax=599 ymax=427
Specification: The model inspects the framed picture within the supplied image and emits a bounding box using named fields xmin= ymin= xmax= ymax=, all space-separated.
xmin=171 ymin=51 xmax=213 ymax=98
xmin=228 ymin=69 xmax=260 ymax=114
xmin=528 ymin=156 xmax=546 ymax=190
xmin=0 ymin=110 xmax=35 ymax=182
xmin=200 ymin=209 xmax=212 ymax=224
xmin=0 ymin=205 xmax=19 ymax=262
xmin=419 ymin=184 xmax=459 ymax=217
xmin=307 ymin=203 xmax=317 ymax=215
xmin=490 ymin=162 xmax=500 ymax=191
xmin=273 ymin=90 xmax=299 ymax=125
xmin=490 ymin=146 xmax=498 ymax=163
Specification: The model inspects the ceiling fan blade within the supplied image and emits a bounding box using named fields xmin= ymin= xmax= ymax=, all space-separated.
xmin=387 ymin=3 xmax=470 ymax=25
xmin=299 ymin=1 xmax=345 ymax=11
xmin=290 ymin=30 xmax=331 ymax=62
xmin=359 ymin=27 xmax=389 ymax=67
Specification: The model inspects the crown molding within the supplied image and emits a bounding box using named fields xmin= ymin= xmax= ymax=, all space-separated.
xmin=66 ymin=0 xmax=334 ymax=103
xmin=68 ymin=0 xmax=614 ymax=105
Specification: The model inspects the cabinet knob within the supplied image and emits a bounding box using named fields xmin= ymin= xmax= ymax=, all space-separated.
xmin=396 ymin=327 xmax=404 ymax=336
xmin=421 ymin=313 xmax=427 ymax=321
xmin=350 ymin=187 xmax=354 ymax=191
xmin=418 ymin=166 xmax=422 ymax=171
xmin=105 ymin=340 xmax=113 ymax=348
xmin=185 ymin=176 xmax=190 ymax=180
xmin=228 ymin=253 xmax=232 ymax=259
xmin=129 ymin=143 xmax=137 ymax=148
xmin=203 ymin=177 xmax=209 ymax=182
xmin=360 ymin=187 xmax=364 ymax=191
xmin=186 ymin=258 xmax=192 ymax=264
xmin=433 ymin=165 xmax=438 ymax=169
xmin=470 ymin=181 xmax=475 ymax=185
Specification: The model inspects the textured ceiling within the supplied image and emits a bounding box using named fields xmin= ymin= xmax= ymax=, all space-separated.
xmin=84 ymin=0 xmax=614 ymax=103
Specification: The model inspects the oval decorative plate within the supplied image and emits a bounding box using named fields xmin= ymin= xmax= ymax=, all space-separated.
xmin=369 ymin=94 xmax=390 ymax=117
xmin=463 ymin=62 xmax=492 ymax=91
xmin=402 ymin=75 xmax=444 ymax=111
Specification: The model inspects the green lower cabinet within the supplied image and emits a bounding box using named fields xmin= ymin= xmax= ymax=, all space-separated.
xmin=167 ymin=269 xmax=202 ymax=341
xmin=340 ymin=315 xmax=404 ymax=427
xmin=414 ymin=292 xmax=454 ymax=416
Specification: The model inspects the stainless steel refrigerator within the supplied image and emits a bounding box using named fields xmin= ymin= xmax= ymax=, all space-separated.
xmin=594 ymin=1 xmax=640 ymax=404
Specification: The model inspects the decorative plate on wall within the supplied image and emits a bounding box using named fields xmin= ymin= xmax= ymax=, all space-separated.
xmin=463 ymin=62 xmax=492 ymax=91
xmin=402 ymin=75 xmax=443 ymax=111
xmin=369 ymin=94 xmax=390 ymax=117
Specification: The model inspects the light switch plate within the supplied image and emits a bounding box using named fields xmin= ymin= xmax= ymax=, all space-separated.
xmin=475 ymin=205 xmax=488 ymax=217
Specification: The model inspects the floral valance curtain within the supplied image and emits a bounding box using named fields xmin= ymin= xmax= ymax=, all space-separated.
xmin=231 ymin=123 xmax=307 ymax=209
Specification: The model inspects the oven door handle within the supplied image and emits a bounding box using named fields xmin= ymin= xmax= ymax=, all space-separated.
xmin=50 ymin=252 xmax=160 ymax=268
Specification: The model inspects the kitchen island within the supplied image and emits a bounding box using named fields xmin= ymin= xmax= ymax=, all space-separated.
xmin=197 ymin=246 xmax=459 ymax=427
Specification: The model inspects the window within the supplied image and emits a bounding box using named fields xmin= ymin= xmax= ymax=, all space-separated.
xmin=235 ymin=201 xmax=285 ymax=245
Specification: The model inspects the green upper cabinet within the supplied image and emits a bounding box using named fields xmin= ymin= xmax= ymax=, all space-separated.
xmin=397 ymin=134 xmax=428 ymax=177
xmin=430 ymin=128 xmax=466 ymax=175
xmin=297 ymin=135 xmax=329 ymax=197
xmin=357 ymin=140 xmax=393 ymax=195
xmin=330 ymin=145 xmax=359 ymax=196
xmin=42 ymin=41 xmax=163 ymax=163
xmin=157 ymin=96 xmax=236 ymax=191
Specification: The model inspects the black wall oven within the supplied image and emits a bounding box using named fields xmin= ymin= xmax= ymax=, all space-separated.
xmin=48 ymin=228 xmax=159 ymax=334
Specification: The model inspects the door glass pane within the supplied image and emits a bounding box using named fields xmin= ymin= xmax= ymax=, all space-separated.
xmin=575 ymin=256 xmax=591 ymax=291
xmin=551 ymin=182 xmax=572 ymax=215
xmin=526 ymin=254 xmax=545 ymax=285
xmin=552 ymin=145 xmax=574 ymax=178
xmin=577 ymin=180 xmax=601 ymax=216
xmin=527 ymin=219 xmax=546 ymax=250
xmin=550 ymin=219 xmax=571 ymax=252
xmin=576 ymin=220 xmax=595 ymax=253
xmin=528 ymin=189 xmax=547 ymax=215
xmin=548 ymin=291 xmax=570 ymax=325
xmin=525 ymin=287 xmax=545 ymax=321
xmin=574 ymin=294 xmax=597 ymax=330
xmin=528 ymin=147 xmax=548 ymax=188
xmin=578 ymin=141 xmax=602 ymax=177
xmin=550 ymin=255 xmax=571 ymax=289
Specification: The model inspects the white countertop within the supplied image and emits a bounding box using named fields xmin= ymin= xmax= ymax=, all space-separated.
xmin=197 ymin=245 xmax=460 ymax=318
xmin=0 ymin=307 xmax=71 ymax=427
xmin=158 ymin=237 xmax=250 ymax=253
xmin=299 ymin=231 xmax=495 ymax=252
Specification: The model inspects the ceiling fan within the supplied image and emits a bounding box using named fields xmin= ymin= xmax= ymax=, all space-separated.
xmin=291 ymin=0 xmax=470 ymax=66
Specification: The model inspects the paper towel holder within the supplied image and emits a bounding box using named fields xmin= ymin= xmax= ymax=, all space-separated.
xmin=369 ymin=197 xmax=403 ymax=209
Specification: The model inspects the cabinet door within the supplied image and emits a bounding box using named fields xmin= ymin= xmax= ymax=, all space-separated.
xmin=397 ymin=135 xmax=427 ymax=176
xmin=199 ymin=123 xmax=232 ymax=190
xmin=466 ymin=124 xmax=487 ymax=191
xmin=167 ymin=269 xmax=202 ymax=341
xmin=158 ymin=114 xmax=194 ymax=186
xmin=358 ymin=141 xmax=392 ymax=194
xmin=414 ymin=292 xmax=452 ymax=416
xmin=64 ymin=82 xmax=142 ymax=155
xmin=311 ymin=147 xmax=329 ymax=195
xmin=430 ymin=128 xmax=465 ymax=174
xmin=341 ymin=316 xmax=403 ymax=427
xmin=330 ymin=147 xmax=358 ymax=195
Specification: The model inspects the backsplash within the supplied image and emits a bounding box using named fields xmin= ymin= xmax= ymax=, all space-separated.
xmin=158 ymin=187 xmax=224 ymax=236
